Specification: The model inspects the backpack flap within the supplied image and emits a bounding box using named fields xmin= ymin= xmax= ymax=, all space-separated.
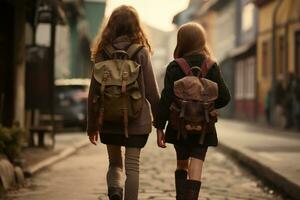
xmin=174 ymin=76 xmax=218 ymax=101
xmin=93 ymin=60 xmax=140 ymax=86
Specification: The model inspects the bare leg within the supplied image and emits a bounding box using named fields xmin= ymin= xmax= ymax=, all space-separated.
xmin=188 ymin=157 xmax=204 ymax=181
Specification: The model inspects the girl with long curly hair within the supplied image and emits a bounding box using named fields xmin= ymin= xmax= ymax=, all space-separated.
xmin=87 ymin=5 xmax=159 ymax=200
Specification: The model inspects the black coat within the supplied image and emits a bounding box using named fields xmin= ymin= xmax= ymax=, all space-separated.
xmin=156 ymin=54 xmax=231 ymax=146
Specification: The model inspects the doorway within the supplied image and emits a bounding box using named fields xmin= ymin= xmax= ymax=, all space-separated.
xmin=0 ymin=1 xmax=15 ymax=126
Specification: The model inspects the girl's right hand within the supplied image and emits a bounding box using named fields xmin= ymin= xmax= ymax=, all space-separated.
xmin=157 ymin=129 xmax=166 ymax=148
xmin=88 ymin=132 xmax=99 ymax=145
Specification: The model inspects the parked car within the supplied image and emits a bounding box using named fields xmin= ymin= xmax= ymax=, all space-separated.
xmin=54 ymin=79 xmax=90 ymax=130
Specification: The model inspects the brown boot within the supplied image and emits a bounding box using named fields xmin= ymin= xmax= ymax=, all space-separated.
xmin=175 ymin=170 xmax=187 ymax=200
xmin=184 ymin=180 xmax=201 ymax=200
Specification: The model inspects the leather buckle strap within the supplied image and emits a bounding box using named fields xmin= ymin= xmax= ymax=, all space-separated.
xmin=121 ymin=71 xmax=128 ymax=94
xmin=121 ymin=71 xmax=129 ymax=138
xmin=123 ymin=108 xmax=129 ymax=138
xmin=99 ymin=71 xmax=109 ymax=127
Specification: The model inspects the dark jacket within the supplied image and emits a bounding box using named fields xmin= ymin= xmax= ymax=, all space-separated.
xmin=156 ymin=54 xmax=231 ymax=146
xmin=87 ymin=36 xmax=160 ymax=147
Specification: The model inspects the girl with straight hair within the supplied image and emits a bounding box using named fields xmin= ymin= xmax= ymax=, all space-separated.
xmin=156 ymin=22 xmax=231 ymax=200
xmin=87 ymin=5 xmax=160 ymax=200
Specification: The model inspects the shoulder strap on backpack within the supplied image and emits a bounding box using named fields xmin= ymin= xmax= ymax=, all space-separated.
xmin=127 ymin=44 xmax=144 ymax=59
xmin=104 ymin=44 xmax=143 ymax=60
xmin=175 ymin=58 xmax=215 ymax=77
xmin=103 ymin=44 xmax=115 ymax=59
xmin=175 ymin=58 xmax=190 ymax=76
xmin=201 ymin=59 xmax=215 ymax=78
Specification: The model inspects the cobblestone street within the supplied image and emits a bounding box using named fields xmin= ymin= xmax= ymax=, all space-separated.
xmin=5 ymin=133 xmax=284 ymax=200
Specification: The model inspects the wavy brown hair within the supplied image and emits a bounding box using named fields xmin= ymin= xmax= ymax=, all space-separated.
xmin=174 ymin=22 xmax=214 ymax=60
xmin=91 ymin=5 xmax=152 ymax=61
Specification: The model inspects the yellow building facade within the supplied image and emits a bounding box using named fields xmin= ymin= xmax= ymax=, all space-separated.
xmin=256 ymin=0 xmax=300 ymax=116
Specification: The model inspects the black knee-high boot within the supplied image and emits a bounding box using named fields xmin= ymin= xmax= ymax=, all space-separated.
xmin=184 ymin=180 xmax=201 ymax=200
xmin=108 ymin=187 xmax=123 ymax=200
xmin=175 ymin=170 xmax=188 ymax=200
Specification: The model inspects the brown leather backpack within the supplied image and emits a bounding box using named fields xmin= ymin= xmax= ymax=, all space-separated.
xmin=93 ymin=44 xmax=144 ymax=138
xmin=169 ymin=58 xmax=219 ymax=144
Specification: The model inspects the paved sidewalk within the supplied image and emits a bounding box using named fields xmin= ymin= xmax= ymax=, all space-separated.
xmin=5 ymin=132 xmax=284 ymax=200
xmin=23 ymin=132 xmax=89 ymax=176
xmin=217 ymin=119 xmax=300 ymax=200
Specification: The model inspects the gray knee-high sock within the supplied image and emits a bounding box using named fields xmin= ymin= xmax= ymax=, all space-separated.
xmin=124 ymin=148 xmax=141 ymax=200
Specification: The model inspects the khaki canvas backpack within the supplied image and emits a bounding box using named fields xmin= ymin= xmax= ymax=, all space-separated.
xmin=169 ymin=58 xmax=219 ymax=144
xmin=93 ymin=44 xmax=144 ymax=137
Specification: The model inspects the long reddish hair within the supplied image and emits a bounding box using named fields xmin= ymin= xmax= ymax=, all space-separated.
xmin=91 ymin=5 xmax=151 ymax=61
xmin=174 ymin=22 xmax=214 ymax=59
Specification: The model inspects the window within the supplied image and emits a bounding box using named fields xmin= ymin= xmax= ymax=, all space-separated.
xmin=235 ymin=58 xmax=256 ymax=100
xmin=278 ymin=36 xmax=285 ymax=75
xmin=242 ymin=3 xmax=255 ymax=32
xmin=235 ymin=61 xmax=244 ymax=100
xmin=245 ymin=57 xmax=256 ymax=99
xmin=36 ymin=23 xmax=51 ymax=47
xmin=262 ymin=41 xmax=269 ymax=78
xmin=296 ymin=31 xmax=300 ymax=77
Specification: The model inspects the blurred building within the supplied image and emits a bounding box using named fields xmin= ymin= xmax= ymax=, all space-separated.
xmin=173 ymin=0 xmax=300 ymax=126
xmin=146 ymin=25 xmax=172 ymax=91
xmin=173 ymin=0 xmax=204 ymax=26
xmin=0 ymin=0 xmax=66 ymax=127
xmin=0 ymin=0 xmax=29 ymax=127
xmin=254 ymin=0 xmax=300 ymax=121
xmin=230 ymin=0 xmax=258 ymax=121
xmin=63 ymin=0 xmax=106 ymax=78
xmin=208 ymin=0 xmax=237 ymax=118
xmin=0 ymin=0 xmax=106 ymax=129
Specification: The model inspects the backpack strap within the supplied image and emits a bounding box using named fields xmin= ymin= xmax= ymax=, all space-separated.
xmin=175 ymin=58 xmax=215 ymax=77
xmin=175 ymin=58 xmax=191 ymax=76
xmin=201 ymin=59 xmax=215 ymax=78
xmin=127 ymin=44 xmax=144 ymax=59
xmin=103 ymin=44 xmax=115 ymax=59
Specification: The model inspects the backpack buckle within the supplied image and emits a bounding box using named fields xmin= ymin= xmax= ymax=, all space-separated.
xmin=103 ymin=70 xmax=110 ymax=81
xmin=122 ymin=71 xmax=129 ymax=80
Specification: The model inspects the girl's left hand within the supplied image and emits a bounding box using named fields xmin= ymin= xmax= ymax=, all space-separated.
xmin=157 ymin=129 xmax=166 ymax=148
xmin=88 ymin=132 xmax=99 ymax=145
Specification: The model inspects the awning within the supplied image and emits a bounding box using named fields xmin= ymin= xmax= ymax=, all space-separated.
xmin=192 ymin=0 xmax=218 ymax=19
xmin=229 ymin=40 xmax=256 ymax=58
xmin=38 ymin=0 xmax=67 ymax=24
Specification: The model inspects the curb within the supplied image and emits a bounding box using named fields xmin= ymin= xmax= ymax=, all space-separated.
xmin=24 ymin=139 xmax=90 ymax=177
xmin=218 ymin=142 xmax=299 ymax=200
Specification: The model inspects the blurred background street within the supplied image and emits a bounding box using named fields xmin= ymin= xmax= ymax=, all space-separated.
xmin=0 ymin=0 xmax=300 ymax=199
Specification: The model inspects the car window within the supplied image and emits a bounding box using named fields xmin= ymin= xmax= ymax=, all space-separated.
xmin=55 ymin=85 xmax=88 ymax=105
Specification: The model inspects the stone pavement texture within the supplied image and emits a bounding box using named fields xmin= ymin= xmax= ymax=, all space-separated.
xmin=23 ymin=133 xmax=89 ymax=175
xmin=4 ymin=128 xmax=284 ymax=200
xmin=217 ymin=119 xmax=300 ymax=199
xmin=0 ymin=132 xmax=89 ymax=196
